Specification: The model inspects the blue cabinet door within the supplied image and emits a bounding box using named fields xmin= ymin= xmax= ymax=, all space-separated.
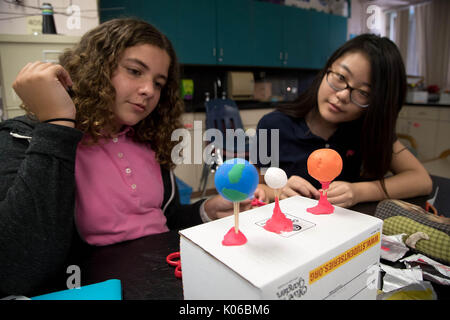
xmin=216 ymin=0 xmax=254 ymax=66
xmin=283 ymin=6 xmax=310 ymax=68
xmin=328 ymin=14 xmax=348 ymax=59
xmin=175 ymin=0 xmax=216 ymax=65
xmin=99 ymin=1 xmax=348 ymax=68
xmin=252 ymin=1 xmax=284 ymax=67
xmin=98 ymin=0 xmax=126 ymax=23
xmin=306 ymin=10 xmax=330 ymax=69
xmin=133 ymin=0 xmax=179 ymax=47
xmin=99 ymin=0 xmax=216 ymax=65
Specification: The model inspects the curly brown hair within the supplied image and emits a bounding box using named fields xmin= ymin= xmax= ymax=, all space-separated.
xmin=58 ymin=18 xmax=184 ymax=169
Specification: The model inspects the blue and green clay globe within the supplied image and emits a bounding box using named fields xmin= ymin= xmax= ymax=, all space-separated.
xmin=214 ymin=158 xmax=259 ymax=202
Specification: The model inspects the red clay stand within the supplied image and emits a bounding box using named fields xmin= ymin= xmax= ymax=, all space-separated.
xmin=222 ymin=227 xmax=247 ymax=246
xmin=307 ymin=181 xmax=334 ymax=215
xmin=264 ymin=196 xmax=293 ymax=234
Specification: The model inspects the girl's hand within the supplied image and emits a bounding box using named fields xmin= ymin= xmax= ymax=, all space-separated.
xmin=280 ymin=175 xmax=320 ymax=200
xmin=12 ymin=62 xmax=76 ymax=122
xmin=326 ymin=181 xmax=358 ymax=208
xmin=253 ymin=187 xmax=266 ymax=203
xmin=204 ymin=195 xmax=252 ymax=220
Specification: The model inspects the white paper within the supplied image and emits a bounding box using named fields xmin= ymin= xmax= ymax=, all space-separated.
xmin=380 ymin=263 xmax=423 ymax=292
xmin=401 ymin=254 xmax=450 ymax=278
xmin=380 ymin=234 xmax=409 ymax=262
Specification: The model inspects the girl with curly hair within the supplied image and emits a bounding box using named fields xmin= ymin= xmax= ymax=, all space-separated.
xmin=0 ymin=18 xmax=244 ymax=295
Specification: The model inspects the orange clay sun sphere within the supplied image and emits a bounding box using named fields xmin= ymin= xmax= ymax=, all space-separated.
xmin=307 ymin=148 xmax=343 ymax=182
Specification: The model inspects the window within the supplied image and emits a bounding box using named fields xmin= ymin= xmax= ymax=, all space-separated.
xmin=387 ymin=6 xmax=419 ymax=76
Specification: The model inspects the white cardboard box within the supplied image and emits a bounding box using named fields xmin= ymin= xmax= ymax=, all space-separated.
xmin=180 ymin=195 xmax=383 ymax=300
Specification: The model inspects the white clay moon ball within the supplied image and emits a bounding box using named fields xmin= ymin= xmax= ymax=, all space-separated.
xmin=264 ymin=167 xmax=287 ymax=189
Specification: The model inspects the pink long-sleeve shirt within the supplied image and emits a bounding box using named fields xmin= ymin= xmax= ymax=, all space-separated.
xmin=75 ymin=127 xmax=169 ymax=246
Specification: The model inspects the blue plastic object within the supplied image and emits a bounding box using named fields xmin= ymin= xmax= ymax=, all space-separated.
xmin=31 ymin=279 xmax=122 ymax=300
xmin=204 ymin=98 xmax=249 ymax=153
xmin=214 ymin=158 xmax=259 ymax=202
xmin=176 ymin=177 xmax=192 ymax=205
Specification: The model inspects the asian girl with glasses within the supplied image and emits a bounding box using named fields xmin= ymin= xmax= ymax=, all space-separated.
xmin=255 ymin=34 xmax=432 ymax=208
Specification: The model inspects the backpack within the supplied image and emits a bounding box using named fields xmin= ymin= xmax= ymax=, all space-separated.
xmin=375 ymin=199 xmax=450 ymax=264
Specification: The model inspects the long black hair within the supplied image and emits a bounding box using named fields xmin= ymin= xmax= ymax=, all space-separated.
xmin=278 ymin=34 xmax=406 ymax=195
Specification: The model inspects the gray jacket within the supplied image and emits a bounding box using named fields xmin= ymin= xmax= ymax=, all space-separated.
xmin=0 ymin=116 xmax=204 ymax=296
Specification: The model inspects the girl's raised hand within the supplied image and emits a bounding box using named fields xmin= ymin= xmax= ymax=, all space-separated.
xmin=326 ymin=181 xmax=358 ymax=208
xmin=204 ymin=195 xmax=252 ymax=220
xmin=280 ymin=175 xmax=320 ymax=200
xmin=12 ymin=62 xmax=76 ymax=122
xmin=253 ymin=187 xmax=266 ymax=203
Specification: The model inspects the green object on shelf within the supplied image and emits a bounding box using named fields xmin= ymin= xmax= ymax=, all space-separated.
xmin=181 ymin=79 xmax=194 ymax=100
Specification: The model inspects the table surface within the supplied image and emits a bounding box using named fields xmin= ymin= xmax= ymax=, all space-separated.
xmin=40 ymin=175 xmax=449 ymax=300
xmin=78 ymin=230 xmax=184 ymax=300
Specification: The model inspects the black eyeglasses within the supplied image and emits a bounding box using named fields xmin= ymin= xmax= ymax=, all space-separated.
xmin=326 ymin=70 xmax=370 ymax=108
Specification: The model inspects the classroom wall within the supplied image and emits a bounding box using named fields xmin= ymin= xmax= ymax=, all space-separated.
xmin=0 ymin=0 xmax=99 ymax=36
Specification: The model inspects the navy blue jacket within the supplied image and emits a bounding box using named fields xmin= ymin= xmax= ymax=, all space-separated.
xmin=256 ymin=110 xmax=363 ymax=189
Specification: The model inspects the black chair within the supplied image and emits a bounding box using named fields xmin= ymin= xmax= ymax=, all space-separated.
xmin=198 ymin=98 xmax=250 ymax=196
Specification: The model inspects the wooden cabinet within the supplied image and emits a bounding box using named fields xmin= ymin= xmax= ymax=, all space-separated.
xmin=100 ymin=0 xmax=217 ymax=65
xmin=98 ymin=0 xmax=126 ymax=22
xmin=306 ymin=10 xmax=330 ymax=69
xmin=99 ymin=0 xmax=347 ymax=68
xmin=396 ymin=105 xmax=450 ymax=161
xmin=175 ymin=0 xmax=216 ymax=65
xmin=282 ymin=5 xmax=310 ymax=68
xmin=328 ymin=14 xmax=348 ymax=57
xmin=252 ymin=3 xmax=346 ymax=69
xmin=251 ymin=1 xmax=284 ymax=67
xmin=283 ymin=7 xmax=346 ymax=69
xmin=216 ymin=0 xmax=254 ymax=66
